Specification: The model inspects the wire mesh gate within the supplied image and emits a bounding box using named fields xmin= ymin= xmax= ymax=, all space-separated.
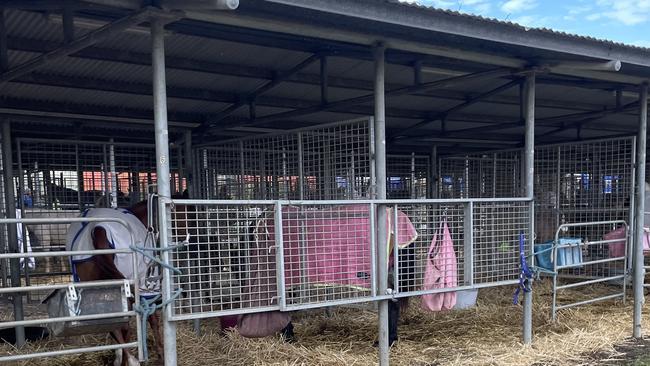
xmin=166 ymin=197 xmax=532 ymax=320
xmin=0 ymin=216 xmax=143 ymax=363
xmin=437 ymin=150 xmax=522 ymax=199
xmin=386 ymin=154 xmax=430 ymax=199
xmin=2 ymin=138 xmax=185 ymax=301
xmin=194 ymin=118 xmax=373 ymax=201
xmin=438 ymin=137 xmax=636 ymax=317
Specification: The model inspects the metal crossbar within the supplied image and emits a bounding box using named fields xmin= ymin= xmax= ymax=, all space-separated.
xmin=549 ymin=220 xmax=628 ymax=320
xmin=0 ymin=216 xmax=144 ymax=363
xmin=166 ymin=197 xmax=532 ymax=320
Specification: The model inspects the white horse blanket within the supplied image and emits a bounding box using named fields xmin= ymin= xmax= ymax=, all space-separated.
xmin=65 ymin=208 xmax=158 ymax=296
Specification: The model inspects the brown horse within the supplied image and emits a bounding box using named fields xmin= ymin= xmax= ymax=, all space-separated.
xmin=68 ymin=195 xmax=191 ymax=366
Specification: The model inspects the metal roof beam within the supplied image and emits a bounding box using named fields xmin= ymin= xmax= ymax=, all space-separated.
xmin=200 ymin=53 xmax=321 ymax=131
xmin=8 ymin=72 xmax=443 ymax=121
xmin=0 ymin=97 xmax=200 ymax=128
xmin=186 ymin=6 xmax=650 ymax=84
xmin=207 ymin=67 xmax=516 ymax=131
xmin=0 ymin=7 xmax=164 ymax=87
xmin=393 ymin=79 xmax=521 ymax=139
xmin=6 ymin=36 xmax=636 ymax=112
xmin=10 ymin=72 xmax=528 ymax=130
xmin=0 ymin=9 xmax=7 ymax=72
xmin=537 ymin=101 xmax=641 ymax=137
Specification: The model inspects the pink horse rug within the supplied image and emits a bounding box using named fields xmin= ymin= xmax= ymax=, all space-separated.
xmin=421 ymin=220 xmax=458 ymax=312
xmin=237 ymin=205 xmax=418 ymax=338
xmin=253 ymin=204 xmax=418 ymax=290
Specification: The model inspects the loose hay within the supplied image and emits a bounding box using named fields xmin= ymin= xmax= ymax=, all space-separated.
xmin=2 ymin=279 xmax=647 ymax=366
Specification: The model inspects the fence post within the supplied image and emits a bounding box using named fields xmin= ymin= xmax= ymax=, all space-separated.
xmin=109 ymin=139 xmax=117 ymax=208
xmin=633 ymin=83 xmax=648 ymax=338
xmin=373 ymin=42 xmax=390 ymax=366
xmin=429 ymin=146 xmax=437 ymax=199
xmin=522 ymin=71 xmax=536 ymax=345
xmin=2 ymin=121 xmax=25 ymax=347
xmin=463 ymin=202 xmax=474 ymax=286
xmin=151 ymin=17 xmax=177 ymax=366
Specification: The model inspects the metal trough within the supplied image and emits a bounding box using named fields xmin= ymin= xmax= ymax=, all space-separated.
xmin=43 ymin=284 xmax=130 ymax=337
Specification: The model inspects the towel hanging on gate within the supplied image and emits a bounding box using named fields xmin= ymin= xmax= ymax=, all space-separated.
xmin=421 ymin=219 xmax=458 ymax=312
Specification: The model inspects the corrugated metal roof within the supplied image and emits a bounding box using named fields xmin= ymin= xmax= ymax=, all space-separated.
xmin=384 ymin=0 xmax=650 ymax=52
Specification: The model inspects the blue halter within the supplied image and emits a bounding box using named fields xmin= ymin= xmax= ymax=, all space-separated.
xmin=513 ymin=232 xmax=533 ymax=305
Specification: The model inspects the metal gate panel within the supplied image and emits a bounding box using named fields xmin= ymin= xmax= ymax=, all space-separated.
xmin=14 ymin=138 xmax=184 ymax=301
xmin=438 ymin=137 xmax=635 ymax=316
xmin=438 ymin=150 xmax=521 ymax=199
xmin=386 ymin=154 xmax=430 ymax=199
xmin=535 ymin=138 xmax=635 ymax=317
xmin=195 ymin=118 xmax=373 ymax=201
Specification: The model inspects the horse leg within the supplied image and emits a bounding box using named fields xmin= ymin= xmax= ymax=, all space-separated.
xmin=110 ymin=328 xmax=136 ymax=366
xmin=148 ymin=311 xmax=165 ymax=365
xmin=280 ymin=321 xmax=295 ymax=343
xmin=398 ymin=298 xmax=410 ymax=325
xmin=388 ymin=300 xmax=400 ymax=346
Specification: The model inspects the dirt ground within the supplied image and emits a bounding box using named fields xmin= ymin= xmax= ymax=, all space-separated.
xmin=585 ymin=338 xmax=650 ymax=366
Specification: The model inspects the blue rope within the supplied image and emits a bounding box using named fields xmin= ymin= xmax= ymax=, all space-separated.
xmin=513 ymin=232 xmax=534 ymax=305
xmin=129 ymin=233 xmax=187 ymax=360
xmin=129 ymin=243 xmax=183 ymax=275
xmin=134 ymin=289 xmax=182 ymax=360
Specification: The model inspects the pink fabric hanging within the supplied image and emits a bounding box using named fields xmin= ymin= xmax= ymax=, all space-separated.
xmin=421 ymin=220 xmax=458 ymax=312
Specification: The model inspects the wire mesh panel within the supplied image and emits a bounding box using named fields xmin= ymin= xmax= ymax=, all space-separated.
xmin=15 ymin=138 xmax=185 ymax=301
xmin=534 ymin=138 xmax=634 ymax=281
xmin=0 ymin=217 xmax=143 ymax=363
xmin=301 ymin=121 xmax=372 ymax=200
xmin=549 ymin=221 xmax=628 ymax=318
xmin=438 ymin=151 xmax=522 ymax=199
xmin=386 ymin=154 xmax=430 ymax=199
xmin=393 ymin=200 xmax=531 ymax=297
xmin=170 ymin=201 xmax=279 ymax=318
xmin=195 ymin=118 xmax=373 ymax=201
xmin=168 ymin=201 xmax=379 ymax=318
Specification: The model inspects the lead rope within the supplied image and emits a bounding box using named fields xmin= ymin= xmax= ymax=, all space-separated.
xmin=131 ymin=193 xmax=186 ymax=361
xmin=513 ymin=232 xmax=534 ymax=305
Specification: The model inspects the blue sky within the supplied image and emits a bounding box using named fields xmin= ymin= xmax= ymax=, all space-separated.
xmin=400 ymin=0 xmax=650 ymax=48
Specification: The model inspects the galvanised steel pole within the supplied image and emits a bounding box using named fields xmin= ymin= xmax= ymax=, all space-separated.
xmin=2 ymin=121 xmax=25 ymax=347
xmin=151 ymin=17 xmax=177 ymax=365
xmin=522 ymin=71 xmax=536 ymax=344
xmin=374 ymin=42 xmax=390 ymax=366
xmin=633 ymin=83 xmax=648 ymax=339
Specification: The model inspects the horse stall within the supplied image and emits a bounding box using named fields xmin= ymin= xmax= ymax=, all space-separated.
xmin=0 ymin=2 xmax=649 ymax=366
xmin=438 ymin=137 xmax=636 ymax=318
xmin=6 ymin=139 xmax=186 ymax=302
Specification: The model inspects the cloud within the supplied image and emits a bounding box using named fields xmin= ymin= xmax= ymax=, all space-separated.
xmin=512 ymin=15 xmax=552 ymax=28
xmin=588 ymin=0 xmax=650 ymax=26
xmin=399 ymin=0 xmax=492 ymax=14
xmin=631 ymin=40 xmax=650 ymax=48
xmin=500 ymin=0 xmax=538 ymax=13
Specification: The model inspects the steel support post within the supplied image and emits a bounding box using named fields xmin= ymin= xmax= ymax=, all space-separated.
xmin=0 ymin=8 xmax=7 ymax=72
xmin=522 ymin=72 xmax=536 ymax=344
xmin=2 ymin=121 xmax=25 ymax=347
xmin=373 ymin=43 xmax=389 ymax=366
xmin=182 ymin=130 xmax=201 ymax=334
xmin=633 ymin=83 xmax=648 ymax=338
xmin=151 ymin=18 xmax=177 ymax=365
xmin=430 ymin=146 xmax=437 ymax=199
xmin=109 ymin=139 xmax=117 ymax=208
xmin=184 ymin=131 xmax=193 ymax=196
